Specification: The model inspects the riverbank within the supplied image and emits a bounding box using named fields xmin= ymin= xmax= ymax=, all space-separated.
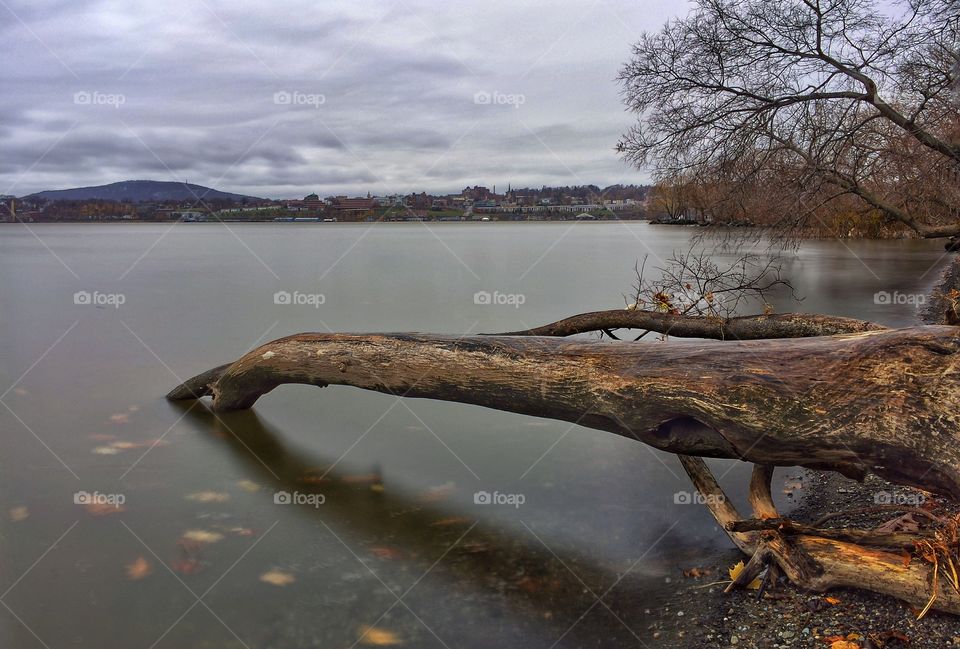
xmin=650 ymin=254 xmax=960 ymax=649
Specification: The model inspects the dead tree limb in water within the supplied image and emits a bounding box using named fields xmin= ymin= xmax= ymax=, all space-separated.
xmin=168 ymin=324 xmax=960 ymax=614
xmin=168 ymin=326 xmax=960 ymax=495
xmin=497 ymin=309 xmax=886 ymax=340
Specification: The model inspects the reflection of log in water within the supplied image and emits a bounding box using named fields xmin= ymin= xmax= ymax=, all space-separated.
xmin=172 ymin=402 xmax=685 ymax=640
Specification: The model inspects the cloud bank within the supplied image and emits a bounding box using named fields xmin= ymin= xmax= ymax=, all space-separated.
xmin=1 ymin=0 xmax=684 ymax=198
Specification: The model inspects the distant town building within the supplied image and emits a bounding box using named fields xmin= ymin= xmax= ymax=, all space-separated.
xmin=330 ymin=196 xmax=375 ymax=217
xmin=461 ymin=186 xmax=492 ymax=201
xmin=303 ymin=193 xmax=323 ymax=210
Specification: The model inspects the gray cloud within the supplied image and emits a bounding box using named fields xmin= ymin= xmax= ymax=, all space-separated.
xmin=1 ymin=0 xmax=684 ymax=198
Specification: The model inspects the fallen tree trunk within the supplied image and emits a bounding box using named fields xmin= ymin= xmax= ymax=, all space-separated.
xmin=168 ymin=326 xmax=960 ymax=498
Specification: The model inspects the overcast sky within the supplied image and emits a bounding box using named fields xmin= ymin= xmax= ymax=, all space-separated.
xmin=2 ymin=0 xmax=689 ymax=199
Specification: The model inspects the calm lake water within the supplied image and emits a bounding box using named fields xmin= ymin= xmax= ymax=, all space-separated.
xmin=0 ymin=222 xmax=949 ymax=648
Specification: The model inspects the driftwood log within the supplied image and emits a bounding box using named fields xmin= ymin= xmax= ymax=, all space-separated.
xmin=168 ymin=311 xmax=960 ymax=615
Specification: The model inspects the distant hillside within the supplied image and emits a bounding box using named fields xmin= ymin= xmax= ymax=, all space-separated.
xmin=24 ymin=180 xmax=263 ymax=203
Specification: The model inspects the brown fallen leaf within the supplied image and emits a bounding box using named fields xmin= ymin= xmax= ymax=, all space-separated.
xmin=875 ymin=513 xmax=922 ymax=534
xmin=185 ymin=491 xmax=230 ymax=503
xmin=125 ymin=556 xmax=152 ymax=580
xmin=259 ymin=569 xmax=295 ymax=586
xmin=180 ymin=530 xmax=223 ymax=544
xmin=236 ymin=480 xmax=260 ymax=492
xmin=109 ymin=413 xmax=130 ymax=424
xmin=358 ymin=625 xmax=401 ymax=646
xmin=828 ymin=642 xmax=860 ymax=649
xmin=85 ymin=502 xmax=126 ymax=516
xmin=93 ymin=439 xmax=170 ymax=454
xmin=172 ymin=558 xmax=203 ymax=575
xmin=9 ymin=506 xmax=29 ymax=522
xmin=370 ymin=546 xmax=403 ymax=560
xmin=461 ymin=542 xmax=490 ymax=554
xmin=419 ymin=481 xmax=455 ymax=503
xmin=429 ymin=516 xmax=469 ymax=527
xmin=682 ymin=567 xmax=713 ymax=578
xmin=823 ymin=596 xmax=841 ymax=605
xmin=114 ymin=439 xmax=169 ymax=449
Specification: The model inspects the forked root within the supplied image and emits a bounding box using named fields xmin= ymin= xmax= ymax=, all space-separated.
xmin=680 ymin=459 xmax=960 ymax=615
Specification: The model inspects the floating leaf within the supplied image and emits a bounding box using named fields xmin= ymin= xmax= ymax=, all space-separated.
xmin=461 ymin=542 xmax=490 ymax=554
xmin=430 ymin=517 xmax=469 ymax=527
xmin=13 ymin=388 xmax=27 ymax=396
xmin=181 ymin=530 xmax=223 ymax=544
xmin=186 ymin=491 xmax=230 ymax=503
xmin=93 ymin=438 xmax=169 ymax=454
xmin=260 ymin=569 xmax=295 ymax=586
xmin=118 ymin=439 xmax=168 ymax=449
xmin=172 ymin=558 xmax=204 ymax=574
xmin=370 ymin=546 xmax=403 ymax=560
xmin=727 ymin=560 xmax=761 ymax=590
xmin=419 ymin=481 xmax=455 ymax=503
xmin=682 ymin=567 xmax=712 ymax=578
xmin=9 ymin=506 xmax=29 ymax=522
xmin=236 ymin=480 xmax=261 ymax=493
xmin=109 ymin=413 xmax=130 ymax=424
xmin=85 ymin=502 xmax=125 ymax=516
xmin=125 ymin=556 xmax=152 ymax=580
xmin=358 ymin=625 xmax=401 ymax=646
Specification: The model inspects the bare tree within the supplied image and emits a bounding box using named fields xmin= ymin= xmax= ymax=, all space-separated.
xmin=617 ymin=0 xmax=960 ymax=239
